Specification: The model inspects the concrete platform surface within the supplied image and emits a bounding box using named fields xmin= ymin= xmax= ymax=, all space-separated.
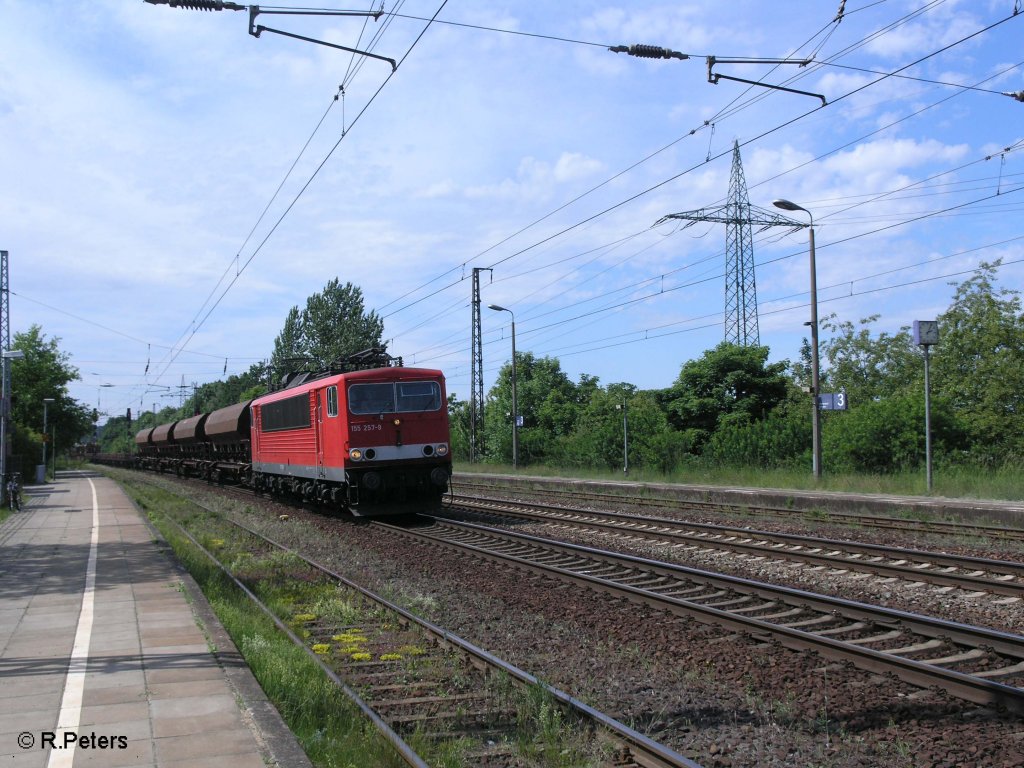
xmin=0 ymin=470 xmax=311 ymax=767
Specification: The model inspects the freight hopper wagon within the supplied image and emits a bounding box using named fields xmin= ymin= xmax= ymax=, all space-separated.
xmin=250 ymin=366 xmax=452 ymax=514
xmin=133 ymin=400 xmax=253 ymax=483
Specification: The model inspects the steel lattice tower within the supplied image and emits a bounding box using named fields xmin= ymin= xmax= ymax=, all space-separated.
xmin=469 ymin=267 xmax=491 ymax=462
xmin=657 ymin=141 xmax=804 ymax=346
xmin=1 ymin=250 xmax=11 ymax=486
xmin=724 ymin=141 xmax=758 ymax=345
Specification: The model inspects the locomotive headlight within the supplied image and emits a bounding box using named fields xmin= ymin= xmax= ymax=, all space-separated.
xmin=349 ymin=448 xmax=363 ymax=461
xmin=393 ymin=418 xmax=401 ymax=426
xmin=436 ymin=443 xmax=449 ymax=456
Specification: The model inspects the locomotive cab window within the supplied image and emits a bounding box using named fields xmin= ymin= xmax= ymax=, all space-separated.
xmin=348 ymin=381 xmax=442 ymax=415
xmin=348 ymin=383 xmax=397 ymax=415
xmin=326 ymin=386 xmax=338 ymax=417
xmin=397 ymin=381 xmax=441 ymax=412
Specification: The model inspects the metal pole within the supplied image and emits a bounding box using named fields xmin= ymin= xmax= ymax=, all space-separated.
xmin=0 ymin=356 xmax=6 ymax=498
xmin=622 ymin=399 xmax=629 ymax=476
xmin=510 ymin=318 xmax=518 ymax=470
xmin=808 ymin=224 xmax=822 ymax=479
xmin=42 ymin=400 xmax=48 ymax=480
xmin=488 ymin=304 xmax=518 ymax=469
xmin=773 ymin=199 xmax=822 ymax=479
xmin=923 ymin=344 xmax=933 ymax=493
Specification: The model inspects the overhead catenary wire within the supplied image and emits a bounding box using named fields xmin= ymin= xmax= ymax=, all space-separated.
xmin=143 ymin=1 xmax=451 ymax=392
xmin=377 ymin=4 xmax=1023 ymax=330
xmin=385 ymin=13 xmax=1024 ymax=370
xmin=60 ymin=2 xmax=1024 ymax=413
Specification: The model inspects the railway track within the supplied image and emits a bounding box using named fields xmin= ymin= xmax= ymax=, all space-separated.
xmin=154 ymin=491 xmax=701 ymax=768
xmin=379 ymin=515 xmax=1024 ymax=715
xmin=444 ymin=494 xmax=1024 ymax=598
xmin=452 ymin=478 xmax=1024 ymax=543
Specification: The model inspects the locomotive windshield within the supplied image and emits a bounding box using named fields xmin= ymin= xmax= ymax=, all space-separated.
xmin=348 ymin=381 xmax=442 ymax=415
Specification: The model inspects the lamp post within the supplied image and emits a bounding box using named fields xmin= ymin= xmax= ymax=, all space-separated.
xmin=913 ymin=320 xmax=939 ymax=492
xmin=42 ymin=397 xmax=55 ymax=482
xmin=488 ymin=304 xmax=518 ymax=469
xmin=1 ymin=349 xmax=25 ymax=496
xmin=615 ymin=398 xmax=629 ymax=476
xmin=773 ymin=198 xmax=822 ymax=479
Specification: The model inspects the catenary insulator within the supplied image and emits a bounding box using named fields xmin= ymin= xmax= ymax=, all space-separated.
xmin=609 ymin=44 xmax=688 ymax=61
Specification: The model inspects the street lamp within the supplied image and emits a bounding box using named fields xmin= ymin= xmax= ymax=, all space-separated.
xmin=488 ymin=304 xmax=518 ymax=469
xmin=913 ymin=320 xmax=940 ymax=492
xmin=1 ymin=349 xmax=25 ymax=497
xmin=616 ymin=398 xmax=629 ymax=476
xmin=42 ymin=397 xmax=55 ymax=482
xmin=773 ymin=198 xmax=822 ymax=479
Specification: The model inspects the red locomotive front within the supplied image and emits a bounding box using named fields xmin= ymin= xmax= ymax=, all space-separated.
xmin=250 ymin=366 xmax=451 ymax=514
xmin=340 ymin=367 xmax=451 ymax=509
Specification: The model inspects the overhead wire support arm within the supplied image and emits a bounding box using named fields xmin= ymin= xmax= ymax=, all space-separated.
xmin=707 ymin=56 xmax=827 ymax=106
xmin=248 ymin=6 xmax=396 ymax=71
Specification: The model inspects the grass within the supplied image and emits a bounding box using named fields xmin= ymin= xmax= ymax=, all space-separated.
xmin=111 ymin=469 xmax=630 ymax=767
xmin=455 ymin=459 xmax=1024 ymax=501
xmin=128 ymin=482 xmax=414 ymax=768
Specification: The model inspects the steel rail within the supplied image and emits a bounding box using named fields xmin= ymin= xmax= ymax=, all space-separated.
xmin=149 ymin=506 xmax=431 ymax=768
xmin=453 ymin=478 xmax=1024 ymax=543
xmin=447 ymin=495 xmax=1024 ymax=597
xmin=385 ymin=517 xmax=1024 ymax=715
xmin=164 ymin=493 xmax=701 ymax=768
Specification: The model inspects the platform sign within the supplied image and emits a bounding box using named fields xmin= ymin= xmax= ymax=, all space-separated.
xmin=817 ymin=392 xmax=848 ymax=411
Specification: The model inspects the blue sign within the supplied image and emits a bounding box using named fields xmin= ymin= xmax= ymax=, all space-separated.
xmin=817 ymin=392 xmax=848 ymax=411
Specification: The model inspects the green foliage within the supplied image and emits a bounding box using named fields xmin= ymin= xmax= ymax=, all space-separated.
xmin=705 ymin=396 xmax=809 ymax=468
xmin=822 ymin=391 xmax=965 ymax=473
xmin=484 ymin=352 xmax=590 ymax=464
xmin=819 ymin=314 xmax=920 ymax=404
xmin=6 ymin=325 xmax=94 ymax=477
xmin=661 ymin=342 xmax=789 ymax=452
xmin=931 ymin=261 xmax=1024 ymax=463
xmin=270 ymin=279 xmax=384 ymax=376
xmin=561 ymin=385 xmax=687 ymax=473
xmin=190 ymin=362 xmax=269 ymax=413
xmin=446 ymin=394 xmax=471 ymax=461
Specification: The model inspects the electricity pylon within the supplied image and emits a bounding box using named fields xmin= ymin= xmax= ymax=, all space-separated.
xmin=657 ymin=140 xmax=803 ymax=346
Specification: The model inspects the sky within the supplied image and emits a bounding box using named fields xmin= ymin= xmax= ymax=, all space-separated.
xmin=1 ymin=0 xmax=1022 ymax=425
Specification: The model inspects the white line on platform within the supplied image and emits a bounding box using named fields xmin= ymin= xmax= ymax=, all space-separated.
xmin=47 ymin=478 xmax=99 ymax=768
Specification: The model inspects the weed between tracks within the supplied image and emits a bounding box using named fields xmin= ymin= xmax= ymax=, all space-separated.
xmin=118 ymin=472 xmax=608 ymax=767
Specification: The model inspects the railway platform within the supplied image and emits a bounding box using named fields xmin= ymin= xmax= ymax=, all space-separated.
xmin=0 ymin=470 xmax=310 ymax=768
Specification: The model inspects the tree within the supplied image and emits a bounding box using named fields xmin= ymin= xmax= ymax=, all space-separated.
xmin=822 ymin=390 xmax=964 ymax=474
xmin=565 ymin=384 xmax=686 ymax=473
xmin=661 ymin=342 xmax=789 ymax=452
xmin=447 ymin=394 xmax=471 ymax=462
xmin=185 ymin=361 xmax=269 ymax=415
xmin=7 ymin=325 xmax=94 ymax=477
xmin=819 ymin=314 xmax=920 ymax=405
xmin=484 ymin=353 xmax=590 ymax=465
xmin=931 ymin=261 xmax=1024 ymax=463
xmin=270 ymin=280 xmax=384 ymax=375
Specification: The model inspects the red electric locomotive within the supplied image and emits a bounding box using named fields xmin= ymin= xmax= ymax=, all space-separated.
xmin=95 ymin=354 xmax=453 ymax=516
xmin=249 ymin=365 xmax=452 ymax=513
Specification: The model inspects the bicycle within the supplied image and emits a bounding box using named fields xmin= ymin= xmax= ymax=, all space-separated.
xmin=6 ymin=476 xmax=20 ymax=511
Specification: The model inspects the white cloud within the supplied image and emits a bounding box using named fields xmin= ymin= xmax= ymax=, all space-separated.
xmin=1 ymin=0 xmax=1019 ymax=410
